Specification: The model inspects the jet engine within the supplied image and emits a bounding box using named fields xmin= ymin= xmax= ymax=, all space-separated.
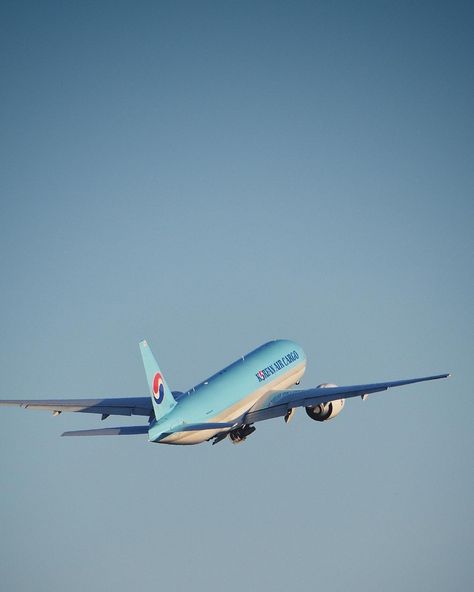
xmin=305 ymin=383 xmax=345 ymax=422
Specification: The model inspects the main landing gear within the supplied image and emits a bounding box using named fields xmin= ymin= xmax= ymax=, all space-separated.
xmin=229 ymin=424 xmax=256 ymax=444
xmin=210 ymin=424 xmax=256 ymax=445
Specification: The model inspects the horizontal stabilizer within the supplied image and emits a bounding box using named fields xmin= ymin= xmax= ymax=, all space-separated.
xmin=61 ymin=425 xmax=149 ymax=437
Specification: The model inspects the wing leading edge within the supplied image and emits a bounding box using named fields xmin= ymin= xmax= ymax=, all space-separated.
xmin=244 ymin=373 xmax=450 ymax=424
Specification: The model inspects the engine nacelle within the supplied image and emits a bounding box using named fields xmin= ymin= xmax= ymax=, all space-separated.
xmin=305 ymin=383 xmax=345 ymax=422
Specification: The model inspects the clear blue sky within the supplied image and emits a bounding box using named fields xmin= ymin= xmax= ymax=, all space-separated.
xmin=1 ymin=2 xmax=472 ymax=590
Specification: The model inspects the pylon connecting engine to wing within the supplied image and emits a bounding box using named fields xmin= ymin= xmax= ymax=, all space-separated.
xmin=305 ymin=383 xmax=345 ymax=422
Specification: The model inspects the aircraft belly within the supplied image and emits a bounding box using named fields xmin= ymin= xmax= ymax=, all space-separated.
xmin=160 ymin=429 xmax=221 ymax=445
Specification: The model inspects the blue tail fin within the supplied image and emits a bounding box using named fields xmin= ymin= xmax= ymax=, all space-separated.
xmin=139 ymin=340 xmax=177 ymax=421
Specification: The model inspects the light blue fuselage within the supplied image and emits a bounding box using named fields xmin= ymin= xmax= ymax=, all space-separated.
xmin=149 ymin=339 xmax=307 ymax=444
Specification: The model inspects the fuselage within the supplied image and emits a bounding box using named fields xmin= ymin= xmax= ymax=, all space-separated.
xmin=148 ymin=339 xmax=307 ymax=444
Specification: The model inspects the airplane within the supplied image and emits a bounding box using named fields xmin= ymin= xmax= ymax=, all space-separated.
xmin=0 ymin=339 xmax=450 ymax=445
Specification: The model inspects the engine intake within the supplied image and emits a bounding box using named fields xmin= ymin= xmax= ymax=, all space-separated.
xmin=305 ymin=383 xmax=345 ymax=422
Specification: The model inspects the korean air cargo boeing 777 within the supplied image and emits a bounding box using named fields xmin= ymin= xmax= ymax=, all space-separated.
xmin=0 ymin=339 xmax=450 ymax=445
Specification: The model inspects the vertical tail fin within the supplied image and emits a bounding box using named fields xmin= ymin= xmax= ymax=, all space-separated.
xmin=139 ymin=340 xmax=177 ymax=421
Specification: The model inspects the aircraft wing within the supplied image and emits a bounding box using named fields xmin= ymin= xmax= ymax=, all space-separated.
xmin=0 ymin=397 xmax=153 ymax=418
xmin=244 ymin=374 xmax=450 ymax=424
